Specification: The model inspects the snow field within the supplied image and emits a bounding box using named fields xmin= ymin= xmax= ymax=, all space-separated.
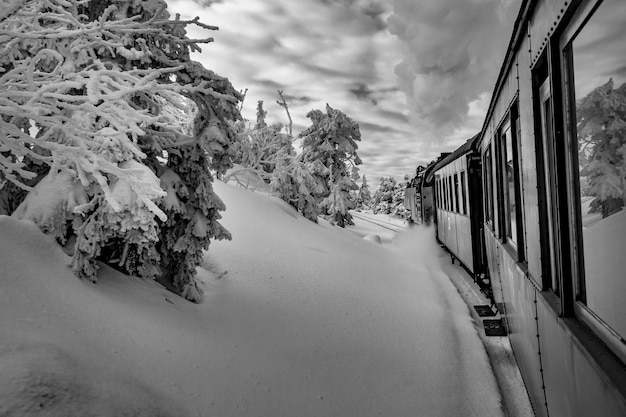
xmin=0 ymin=181 xmax=505 ymax=416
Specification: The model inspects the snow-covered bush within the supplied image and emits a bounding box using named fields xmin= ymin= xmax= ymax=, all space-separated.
xmin=0 ymin=0 xmax=241 ymax=301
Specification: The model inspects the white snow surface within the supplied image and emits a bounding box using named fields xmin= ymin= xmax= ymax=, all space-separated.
xmin=0 ymin=180 xmax=504 ymax=417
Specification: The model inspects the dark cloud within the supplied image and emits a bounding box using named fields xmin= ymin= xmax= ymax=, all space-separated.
xmin=190 ymin=0 xmax=223 ymax=7
xmin=377 ymin=108 xmax=409 ymax=124
xmin=350 ymin=83 xmax=378 ymax=105
xmin=313 ymin=0 xmax=389 ymax=31
xmin=299 ymin=62 xmax=352 ymax=79
xmin=350 ymin=83 xmax=401 ymax=106
xmin=253 ymin=78 xmax=286 ymax=91
xmin=359 ymin=121 xmax=405 ymax=134
xmin=280 ymin=93 xmax=314 ymax=105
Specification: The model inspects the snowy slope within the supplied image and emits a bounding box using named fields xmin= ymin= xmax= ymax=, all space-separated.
xmin=0 ymin=181 xmax=504 ymax=417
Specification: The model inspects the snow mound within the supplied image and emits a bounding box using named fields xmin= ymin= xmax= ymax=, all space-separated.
xmin=0 ymin=341 xmax=181 ymax=417
xmin=0 ymin=182 xmax=505 ymax=417
xmin=363 ymin=234 xmax=382 ymax=244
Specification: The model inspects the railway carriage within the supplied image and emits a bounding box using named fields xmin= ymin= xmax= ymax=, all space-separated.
xmin=427 ymin=0 xmax=626 ymax=415
xmin=480 ymin=0 xmax=625 ymax=415
xmin=431 ymin=135 xmax=489 ymax=291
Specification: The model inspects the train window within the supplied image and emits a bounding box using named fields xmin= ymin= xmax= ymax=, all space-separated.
xmin=443 ymin=177 xmax=450 ymax=211
xmin=535 ymin=63 xmax=561 ymax=293
xmin=439 ymin=178 xmax=446 ymax=210
xmin=562 ymin=0 xmax=626 ymax=353
xmin=453 ymin=174 xmax=461 ymax=213
xmin=441 ymin=178 xmax=446 ymax=210
xmin=442 ymin=178 xmax=446 ymax=210
xmin=460 ymin=171 xmax=467 ymax=215
xmin=449 ymin=176 xmax=455 ymax=212
xmin=499 ymin=117 xmax=523 ymax=255
xmin=439 ymin=179 xmax=443 ymax=210
xmin=438 ymin=180 xmax=442 ymax=210
xmin=484 ymin=146 xmax=494 ymax=227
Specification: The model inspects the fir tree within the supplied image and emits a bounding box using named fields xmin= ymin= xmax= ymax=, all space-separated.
xmin=357 ymin=175 xmax=371 ymax=209
xmin=298 ymin=104 xmax=362 ymax=227
xmin=0 ymin=0 xmax=241 ymax=301
xmin=226 ymin=100 xmax=293 ymax=186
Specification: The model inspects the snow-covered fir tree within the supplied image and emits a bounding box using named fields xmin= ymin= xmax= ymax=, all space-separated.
xmin=577 ymin=78 xmax=626 ymax=218
xmin=370 ymin=175 xmax=411 ymax=219
xmin=226 ymin=100 xmax=293 ymax=187
xmin=270 ymin=150 xmax=322 ymax=222
xmin=0 ymin=0 xmax=241 ymax=301
xmin=355 ymin=175 xmax=372 ymax=210
xmin=298 ymin=104 xmax=362 ymax=227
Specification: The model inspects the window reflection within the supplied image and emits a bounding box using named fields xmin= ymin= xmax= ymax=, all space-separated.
xmin=501 ymin=121 xmax=518 ymax=248
xmin=571 ymin=0 xmax=626 ymax=340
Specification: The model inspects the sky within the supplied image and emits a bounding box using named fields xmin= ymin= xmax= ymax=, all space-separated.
xmin=166 ymin=0 xmax=520 ymax=183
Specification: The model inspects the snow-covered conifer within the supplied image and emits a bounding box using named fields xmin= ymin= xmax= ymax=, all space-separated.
xmin=356 ymin=175 xmax=372 ymax=209
xmin=298 ymin=104 xmax=362 ymax=227
xmin=270 ymin=150 xmax=320 ymax=222
xmin=0 ymin=0 xmax=241 ymax=301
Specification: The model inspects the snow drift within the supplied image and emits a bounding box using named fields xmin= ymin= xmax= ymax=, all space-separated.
xmin=0 ymin=181 xmax=504 ymax=416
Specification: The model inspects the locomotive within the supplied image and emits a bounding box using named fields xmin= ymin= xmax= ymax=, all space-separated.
xmin=408 ymin=0 xmax=626 ymax=416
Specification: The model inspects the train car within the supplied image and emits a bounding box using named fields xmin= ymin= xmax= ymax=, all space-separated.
xmin=418 ymin=154 xmax=449 ymax=226
xmin=431 ymin=134 xmax=489 ymax=289
xmin=477 ymin=0 xmax=626 ymax=416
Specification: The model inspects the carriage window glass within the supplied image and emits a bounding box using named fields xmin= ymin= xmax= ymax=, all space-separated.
xmin=484 ymin=147 xmax=493 ymax=225
xmin=500 ymin=119 xmax=519 ymax=249
xmin=569 ymin=0 xmax=626 ymax=341
xmin=460 ymin=171 xmax=467 ymax=215
xmin=441 ymin=180 xmax=444 ymax=210
xmin=442 ymin=179 xmax=446 ymax=210
xmin=453 ymin=174 xmax=459 ymax=213
xmin=438 ymin=180 xmax=442 ymax=209
xmin=449 ymin=176 xmax=454 ymax=212
xmin=539 ymin=77 xmax=559 ymax=292
xmin=441 ymin=178 xmax=446 ymax=210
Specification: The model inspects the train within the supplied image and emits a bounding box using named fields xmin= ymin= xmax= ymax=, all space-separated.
xmin=406 ymin=0 xmax=626 ymax=416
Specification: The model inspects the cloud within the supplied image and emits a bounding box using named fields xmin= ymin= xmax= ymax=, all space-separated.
xmin=166 ymin=0 xmax=505 ymax=183
xmin=387 ymin=0 xmax=519 ymax=134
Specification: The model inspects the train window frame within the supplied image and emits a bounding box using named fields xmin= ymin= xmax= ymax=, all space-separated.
xmin=446 ymin=176 xmax=454 ymax=212
xmin=443 ymin=176 xmax=447 ymax=211
xmin=532 ymin=52 xmax=563 ymax=295
xmin=439 ymin=179 xmax=443 ymax=211
xmin=483 ymin=144 xmax=494 ymax=230
xmin=460 ymin=171 xmax=467 ymax=216
xmin=559 ymin=0 xmax=626 ymax=364
xmin=496 ymin=106 xmax=526 ymax=262
xmin=441 ymin=177 xmax=445 ymax=211
xmin=453 ymin=173 xmax=459 ymax=214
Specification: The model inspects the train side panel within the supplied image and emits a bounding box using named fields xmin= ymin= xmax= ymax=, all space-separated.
xmin=435 ymin=157 xmax=474 ymax=273
xmin=480 ymin=0 xmax=626 ymax=416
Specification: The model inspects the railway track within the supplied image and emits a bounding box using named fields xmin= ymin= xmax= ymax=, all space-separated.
xmin=350 ymin=212 xmax=406 ymax=233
